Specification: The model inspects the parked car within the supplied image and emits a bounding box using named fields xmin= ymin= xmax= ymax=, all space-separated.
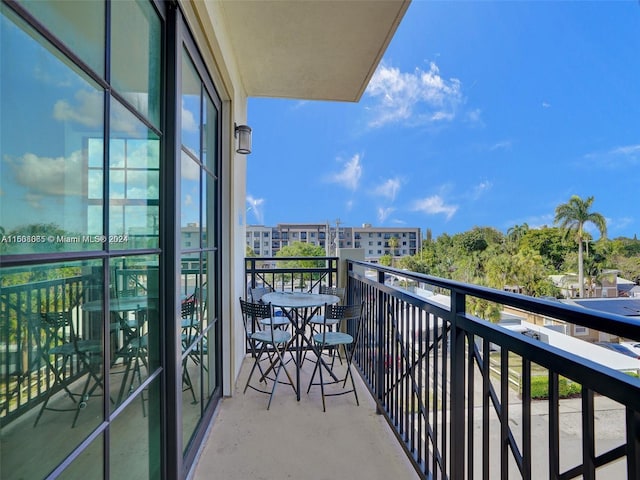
xmin=595 ymin=342 xmax=640 ymax=359
xmin=621 ymin=342 xmax=640 ymax=356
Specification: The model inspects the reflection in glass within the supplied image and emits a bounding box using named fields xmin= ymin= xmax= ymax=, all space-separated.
xmin=18 ymin=0 xmax=105 ymax=76
xmin=181 ymin=49 xmax=201 ymax=157
xmin=203 ymin=91 xmax=218 ymax=173
xmin=111 ymin=0 xmax=161 ymax=128
xmin=0 ymin=260 xmax=103 ymax=479
xmin=203 ymin=250 xmax=217 ymax=400
xmin=110 ymin=380 xmax=162 ymax=480
xmin=204 ymin=172 xmax=217 ymax=249
xmin=108 ymin=255 xmax=160 ymax=412
xmin=181 ymin=154 xmax=201 ymax=249
xmin=0 ymin=6 xmax=104 ymax=254
xmin=109 ymin=99 xmax=160 ymax=250
xmin=58 ymin=434 xmax=104 ymax=480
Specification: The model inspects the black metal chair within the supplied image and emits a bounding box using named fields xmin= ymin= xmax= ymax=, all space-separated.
xmin=248 ymin=286 xmax=272 ymax=303
xmin=304 ymin=286 xmax=346 ymax=364
xmin=31 ymin=311 xmax=103 ymax=427
xmin=181 ymin=296 xmax=198 ymax=404
xmin=239 ymin=298 xmax=296 ymax=409
xmin=307 ymin=302 xmax=364 ymax=412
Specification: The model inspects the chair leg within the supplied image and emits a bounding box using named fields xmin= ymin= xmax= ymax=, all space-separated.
xmin=307 ymin=342 xmax=359 ymax=411
xmin=318 ymin=351 xmax=326 ymax=412
xmin=244 ymin=342 xmax=269 ymax=393
xmin=266 ymin=342 xmax=297 ymax=410
xmin=182 ymin=357 xmax=198 ymax=404
xmin=34 ymin=355 xmax=78 ymax=427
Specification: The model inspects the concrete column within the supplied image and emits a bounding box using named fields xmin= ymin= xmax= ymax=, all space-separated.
xmin=336 ymin=248 xmax=365 ymax=289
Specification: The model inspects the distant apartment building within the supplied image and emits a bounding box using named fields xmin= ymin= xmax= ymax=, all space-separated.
xmin=246 ymin=223 xmax=421 ymax=262
xmin=245 ymin=224 xmax=275 ymax=257
xmin=181 ymin=222 xmax=205 ymax=250
xmin=353 ymin=224 xmax=421 ymax=261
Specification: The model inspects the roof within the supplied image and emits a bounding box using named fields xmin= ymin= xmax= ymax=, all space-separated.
xmin=501 ymin=320 xmax=640 ymax=372
xmin=219 ymin=0 xmax=411 ymax=101
xmin=569 ymin=298 xmax=640 ymax=317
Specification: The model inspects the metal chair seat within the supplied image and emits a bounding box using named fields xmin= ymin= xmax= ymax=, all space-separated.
xmin=312 ymin=331 xmax=353 ymax=347
xmin=307 ymin=302 xmax=364 ymax=411
xmin=308 ymin=316 xmax=340 ymax=326
xmin=259 ymin=316 xmax=290 ymax=328
xmin=240 ymin=297 xmax=296 ymax=409
xmin=251 ymin=329 xmax=291 ymax=344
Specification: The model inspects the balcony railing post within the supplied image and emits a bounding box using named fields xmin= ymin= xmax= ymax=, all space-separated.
xmin=376 ymin=269 xmax=385 ymax=415
xmin=626 ymin=408 xmax=640 ymax=479
xmin=450 ymin=289 xmax=466 ymax=479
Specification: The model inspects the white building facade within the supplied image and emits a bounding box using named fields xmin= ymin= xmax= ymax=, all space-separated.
xmin=247 ymin=223 xmax=421 ymax=261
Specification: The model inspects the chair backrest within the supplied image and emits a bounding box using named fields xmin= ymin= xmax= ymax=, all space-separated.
xmin=118 ymin=288 xmax=137 ymax=298
xmin=181 ymin=297 xmax=197 ymax=319
xmin=323 ymin=302 xmax=364 ymax=345
xmin=239 ymin=297 xmax=276 ymax=341
xmin=32 ymin=311 xmax=75 ymax=352
xmin=319 ymin=286 xmax=346 ymax=304
xmin=249 ymin=286 xmax=273 ymax=303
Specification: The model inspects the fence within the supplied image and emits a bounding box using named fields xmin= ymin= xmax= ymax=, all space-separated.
xmin=346 ymin=260 xmax=640 ymax=479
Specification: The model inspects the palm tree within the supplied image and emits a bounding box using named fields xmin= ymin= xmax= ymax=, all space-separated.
xmin=554 ymin=195 xmax=607 ymax=298
xmin=506 ymin=223 xmax=529 ymax=253
xmin=388 ymin=236 xmax=399 ymax=266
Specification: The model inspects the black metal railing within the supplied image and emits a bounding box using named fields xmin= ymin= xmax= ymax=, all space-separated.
xmin=245 ymin=256 xmax=338 ymax=297
xmin=0 ymin=275 xmax=86 ymax=424
xmin=244 ymin=256 xmax=338 ymax=352
xmin=0 ymin=264 xmax=202 ymax=426
xmin=346 ymin=260 xmax=640 ymax=480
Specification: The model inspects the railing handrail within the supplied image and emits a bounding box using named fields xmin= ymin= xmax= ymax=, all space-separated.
xmin=349 ymin=259 xmax=640 ymax=341
xmin=346 ymin=259 xmax=640 ymax=480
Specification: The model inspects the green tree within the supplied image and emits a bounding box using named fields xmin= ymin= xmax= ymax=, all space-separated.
xmin=519 ymin=227 xmax=570 ymax=271
xmin=554 ymin=195 xmax=607 ymax=298
xmin=379 ymin=254 xmax=393 ymax=267
xmin=506 ymin=223 xmax=529 ymax=253
xmin=275 ymin=241 xmax=326 ymax=288
xmin=276 ymin=241 xmax=326 ymax=266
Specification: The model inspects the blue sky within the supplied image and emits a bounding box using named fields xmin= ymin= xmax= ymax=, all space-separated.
xmin=246 ymin=1 xmax=640 ymax=240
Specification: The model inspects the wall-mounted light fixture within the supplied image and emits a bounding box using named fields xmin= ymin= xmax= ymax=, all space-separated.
xmin=234 ymin=123 xmax=252 ymax=155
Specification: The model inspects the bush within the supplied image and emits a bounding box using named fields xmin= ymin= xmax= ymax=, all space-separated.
xmin=529 ymin=375 xmax=581 ymax=399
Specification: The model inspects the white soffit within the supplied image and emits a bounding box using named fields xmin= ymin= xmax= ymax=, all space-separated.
xmin=219 ymin=0 xmax=410 ymax=102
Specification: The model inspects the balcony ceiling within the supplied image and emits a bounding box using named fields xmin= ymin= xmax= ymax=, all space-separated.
xmin=219 ymin=0 xmax=411 ymax=102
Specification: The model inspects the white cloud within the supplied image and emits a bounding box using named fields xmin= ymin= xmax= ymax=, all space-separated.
xmin=489 ymin=140 xmax=512 ymax=151
xmin=610 ymin=144 xmax=640 ymax=156
xmin=373 ymin=177 xmax=402 ymax=201
xmin=181 ymin=150 xmax=200 ymax=180
xmin=542 ymin=101 xmax=551 ymax=108
xmin=4 ymin=151 xmax=86 ymax=198
xmin=377 ymin=207 xmax=395 ymax=223
xmin=466 ymin=108 xmax=483 ymax=124
xmin=365 ymin=62 xmax=463 ymax=128
xmin=411 ymin=195 xmax=458 ymax=220
xmin=327 ymin=154 xmax=362 ymax=191
xmin=53 ymin=90 xmax=102 ymax=128
xmin=246 ymin=195 xmax=265 ymax=224
xmin=607 ymin=216 xmax=634 ymax=232
xmin=584 ymin=144 xmax=640 ymax=168
xmin=182 ymin=100 xmax=198 ymax=133
xmin=472 ymin=180 xmax=493 ymax=199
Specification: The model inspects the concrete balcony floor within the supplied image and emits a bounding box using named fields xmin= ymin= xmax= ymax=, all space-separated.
xmin=190 ymin=352 xmax=419 ymax=480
